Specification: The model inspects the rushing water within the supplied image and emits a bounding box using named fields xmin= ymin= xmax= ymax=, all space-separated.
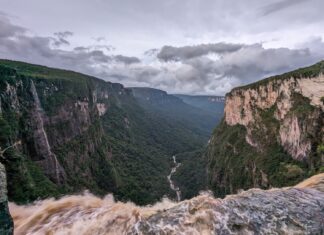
xmin=9 ymin=193 xmax=178 ymax=235
xmin=9 ymin=156 xmax=183 ymax=235
xmin=8 ymin=174 xmax=324 ymax=234
xmin=167 ymin=155 xmax=182 ymax=202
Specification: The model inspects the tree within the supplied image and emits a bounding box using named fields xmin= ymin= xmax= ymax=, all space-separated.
xmin=317 ymin=144 xmax=324 ymax=166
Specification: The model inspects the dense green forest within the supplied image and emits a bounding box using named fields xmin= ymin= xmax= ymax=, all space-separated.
xmin=172 ymin=149 xmax=208 ymax=199
xmin=0 ymin=60 xmax=223 ymax=205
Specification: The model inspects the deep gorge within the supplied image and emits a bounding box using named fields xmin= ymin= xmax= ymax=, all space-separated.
xmin=1 ymin=59 xmax=324 ymax=234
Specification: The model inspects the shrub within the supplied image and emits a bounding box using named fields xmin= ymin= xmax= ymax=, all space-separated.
xmin=284 ymin=164 xmax=304 ymax=179
xmin=317 ymin=144 xmax=324 ymax=155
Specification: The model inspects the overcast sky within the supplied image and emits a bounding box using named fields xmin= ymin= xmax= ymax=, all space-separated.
xmin=0 ymin=0 xmax=324 ymax=95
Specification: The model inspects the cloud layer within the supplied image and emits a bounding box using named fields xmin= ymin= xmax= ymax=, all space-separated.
xmin=0 ymin=13 xmax=324 ymax=95
xmin=157 ymin=43 xmax=244 ymax=61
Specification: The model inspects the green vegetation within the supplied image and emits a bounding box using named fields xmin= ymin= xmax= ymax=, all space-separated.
xmin=317 ymin=144 xmax=324 ymax=173
xmin=290 ymin=92 xmax=314 ymax=116
xmin=174 ymin=94 xmax=225 ymax=118
xmin=208 ymin=61 xmax=324 ymax=197
xmin=207 ymin=120 xmax=309 ymax=197
xmin=0 ymin=200 xmax=13 ymax=235
xmin=283 ymin=164 xmax=304 ymax=180
xmin=321 ymin=97 xmax=324 ymax=105
xmin=0 ymin=108 xmax=61 ymax=203
xmin=173 ymin=149 xmax=208 ymax=199
xmin=317 ymin=144 xmax=324 ymax=154
xmin=131 ymin=87 xmax=221 ymax=139
xmin=0 ymin=59 xmax=211 ymax=205
xmin=0 ymin=59 xmax=98 ymax=82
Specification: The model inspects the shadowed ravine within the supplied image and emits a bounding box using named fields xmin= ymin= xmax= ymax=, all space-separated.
xmin=9 ymin=174 xmax=324 ymax=235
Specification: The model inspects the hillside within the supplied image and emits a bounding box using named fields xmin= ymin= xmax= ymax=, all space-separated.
xmin=130 ymin=88 xmax=225 ymax=201
xmin=174 ymin=94 xmax=225 ymax=117
xmin=131 ymin=87 xmax=222 ymax=139
xmin=207 ymin=61 xmax=324 ymax=197
xmin=0 ymin=59 xmax=210 ymax=206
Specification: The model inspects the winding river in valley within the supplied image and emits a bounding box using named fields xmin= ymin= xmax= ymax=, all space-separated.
xmin=167 ymin=155 xmax=182 ymax=202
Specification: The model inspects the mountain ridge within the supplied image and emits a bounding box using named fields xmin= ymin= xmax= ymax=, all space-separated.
xmin=131 ymin=87 xmax=223 ymax=139
xmin=174 ymin=94 xmax=225 ymax=117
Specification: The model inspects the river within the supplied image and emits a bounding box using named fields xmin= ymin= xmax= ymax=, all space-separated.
xmin=167 ymin=155 xmax=182 ymax=202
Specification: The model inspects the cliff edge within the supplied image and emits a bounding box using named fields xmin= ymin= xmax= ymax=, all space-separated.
xmin=208 ymin=61 xmax=324 ymax=196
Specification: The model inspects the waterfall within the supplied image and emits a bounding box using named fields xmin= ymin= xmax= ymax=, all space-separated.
xmin=9 ymin=173 xmax=324 ymax=234
xmin=30 ymin=80 xmax=64 ymax=184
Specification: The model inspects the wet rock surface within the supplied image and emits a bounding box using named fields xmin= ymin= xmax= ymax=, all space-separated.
xmin=134 ymin=174 xmax=324 ymax=235
xmin=10 ymin=174 xmax=324 ymax=235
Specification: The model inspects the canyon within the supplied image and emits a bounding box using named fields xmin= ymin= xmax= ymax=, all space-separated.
xmin=1 ymin=59 xmax=324 ymax=234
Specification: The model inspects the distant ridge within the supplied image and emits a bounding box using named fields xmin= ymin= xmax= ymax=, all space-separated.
xmin=174 ymin=94 xmax=225 ymax=117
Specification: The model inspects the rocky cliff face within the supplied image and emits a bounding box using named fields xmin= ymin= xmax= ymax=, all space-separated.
xmin=208 ymin=61 xmax=324 ymax=196
xmin=28 ymin=80 xmax=66 ymax=184
xmin=135 ymin=174 xmax=324 ymax=235
xmin=0 ymin=59 xmax=210 ymax=206
xmin=0 ymin=63 xmax=122 ymax=202
xmin=0 ymin=163 xmax=13 ymax=235
xmin=225 ymin=74 xmax=324 ymax=160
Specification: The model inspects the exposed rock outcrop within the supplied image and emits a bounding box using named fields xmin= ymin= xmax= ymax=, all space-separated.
xmin=135 ymin=174 xmax=324 ymax=235
xmin=0 ymin=62 xmax=127 ymax=203
xmin=208 ymin=61 xmax=324 ymax=197
xmin=225 ymin=74 xmax=324 ymax=160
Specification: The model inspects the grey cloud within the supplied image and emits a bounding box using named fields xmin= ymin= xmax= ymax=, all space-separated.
xmin=144 ymin=48 xmax=159 ymax=56
xmin=0 ymin=16 xmax=25 ymax=37
xmin=74 ymin=45 xmax=115 ymax=52
xmin=157 ymin=43 xmax=244 ymax=61
xmin=93 ymin=37 xmax=106 ymax=42
xmin=95 ymin=45 xmax=115 ymax=51
xmin=1 ymin=0 xmax=324 ymax=59
xmin=74 ymin=46 xmax=88 ymax=51
xmin=181 ymin=43 xmax=318 ymax=85
xmin=1 ymin=13 xmax=324 ymax=95
xmin=297 ymin=37 xmax=324 ymax=56
xmin=95 ymin=39 xmax=324 ymax=95
xmin=88 ymin=50 xmax=112 ymax=63
xmin=0 ymin=16 xmax=141 ymax=79
xmin=52 ymin=37 xmax=70 ymax=46
xmin=218 ymin=45 xmax=314 ymax=83
xmin=114 ymin=55 xmax=140 ymax=64
xmin=129 ymin=41 xmax=322 ymax=95
xmin=107 ymin=73 xmax=131 ymax=81
xmin=54 ymin=31 xmax=73 ymax=38
xmin=52 ymin=31 xmax=73 ymax=46
xmin=260 ymin=0 xmax=307 ymax=16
